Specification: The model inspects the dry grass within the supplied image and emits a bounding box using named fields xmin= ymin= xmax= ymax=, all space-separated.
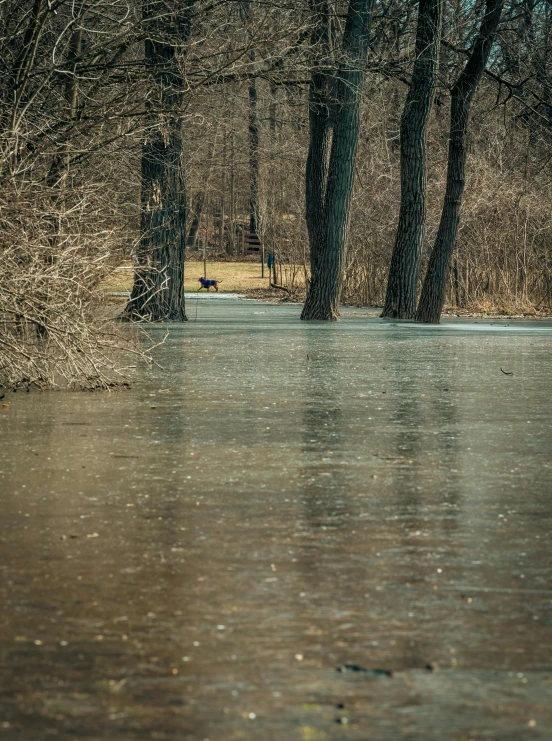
xmin=102 ymin=261 xmax=552 ymax=315
xmin=184 ymin=261 xmax=273 ymax=292
xmin=103 ymin=261 xmax=307 ymax=294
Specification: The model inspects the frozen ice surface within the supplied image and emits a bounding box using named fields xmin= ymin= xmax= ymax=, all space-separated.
xmin=1 ymin=301 xmax=551 ymax=740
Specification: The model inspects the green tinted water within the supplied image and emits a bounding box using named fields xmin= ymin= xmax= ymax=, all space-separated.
xmin=1 ymin=301 xmax=551 ymax=739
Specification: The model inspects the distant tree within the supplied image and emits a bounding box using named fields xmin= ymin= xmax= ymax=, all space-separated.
xmin=242 ymin=1 xmax=261 ymax=263
xmin=416 ymin=0 xmax=503 ymax=323
xmin=381 ymin=0 xmax=442 ymax=319
xmin=301 ymin=0 xmax=374 ymax=321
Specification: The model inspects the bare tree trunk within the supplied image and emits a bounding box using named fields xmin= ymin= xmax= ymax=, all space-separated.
xmin=301 ymin=0 xmax=374 ymax=321
xmin=125 ymin=1 xmax=193 ymax=322
xmin=186 ymin=129 xmax=219 ymax=249
xmin=241 ymin=1 xmax=262 ymax=270
xmin=416 ymin=0 xmax=503 ymax=323
xmin=248 ymin=57 xmax=260 ymax=242
xmin=303 ymin=0 xmax=332 ymax=303
xmin=248 ymin=50 xmax=264 ymax=272
xmin=228 ymin=129 xmax=236 ymax=255
xmin=381 ymin=0 xmax=442 ymax=319
xmin=186 ymin=192 xmax=204 ymax=250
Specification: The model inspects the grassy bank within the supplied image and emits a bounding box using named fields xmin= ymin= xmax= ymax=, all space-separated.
xmin=103 ymin=261 xmax=550 ymax=316
xmin=103 ymin=261 xmax=298 ymax=295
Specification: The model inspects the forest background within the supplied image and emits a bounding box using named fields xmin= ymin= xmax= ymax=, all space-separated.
xmin=1 ymin=0 xmax=552 ymax=388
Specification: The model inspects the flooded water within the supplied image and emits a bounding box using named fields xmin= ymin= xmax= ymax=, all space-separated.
xmin=1 ymin=301 xmax=552 ymax=740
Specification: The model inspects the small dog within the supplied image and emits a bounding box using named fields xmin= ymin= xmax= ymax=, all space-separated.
xmin=198 ymin=276 xmax=222 ymax=292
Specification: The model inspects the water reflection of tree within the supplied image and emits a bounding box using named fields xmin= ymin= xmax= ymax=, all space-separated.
xmin=382 ymin=331 xmax=464 ymax=668
xmin=384 ymin=334 xmax=462 ymax=529
xmin=292 ymin=329 xmax=357 ymax=668
xmin=299 ymin=329 xmax=349 ymax=532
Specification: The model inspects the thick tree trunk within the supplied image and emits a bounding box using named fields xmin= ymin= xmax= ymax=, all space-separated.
xmin=381 ymin=0 xmax=442 ymax=319
xmin=301 ymin=0 xmax=374 ymax=321
xmin=125 ymin=1 xmax=192 ymax=322
xmin=303 ymin=1 xmax=332 ymax=303
xmin=127 ymin=127 xmax=186 ymax=321
xmin=416 ymin=0 xmax=503 ymax=323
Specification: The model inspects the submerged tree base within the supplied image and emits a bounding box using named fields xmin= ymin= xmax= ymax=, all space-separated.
xmin=300 ymin=307 xmax=339 ymax=321
xmin=300 ymin=293 xmax=340 ymax=321
xmin=300 ymin=275 xmax=342 ymax=321
xmin=123 ymin=272 xmax=187 ymax=323
xmin=415 ymin=291 xmax=442 ymax=324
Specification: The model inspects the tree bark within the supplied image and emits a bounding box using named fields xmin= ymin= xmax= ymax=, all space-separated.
xmin=301 ymin=0 xmax=374 ymax=321
xmin=381 ymin=0 xmax=442 ymax=319
xmin=303 ymin=0 xmax=332 ymax=303
xmin=125 ymin=1 xmax=193 ymax=322
xmin=248 ymin=54 xmax=260 ymax=243
xmin=416 ymin=0 xmax=503 ymax=323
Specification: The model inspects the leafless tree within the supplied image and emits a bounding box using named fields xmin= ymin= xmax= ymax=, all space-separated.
xmin=381 ymin=0 xmax=442 ymax=319
xmin=301 ymin=0 xmax=375 ymax=321
xmin=416 ymin=0 xmax=504 ymax=323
